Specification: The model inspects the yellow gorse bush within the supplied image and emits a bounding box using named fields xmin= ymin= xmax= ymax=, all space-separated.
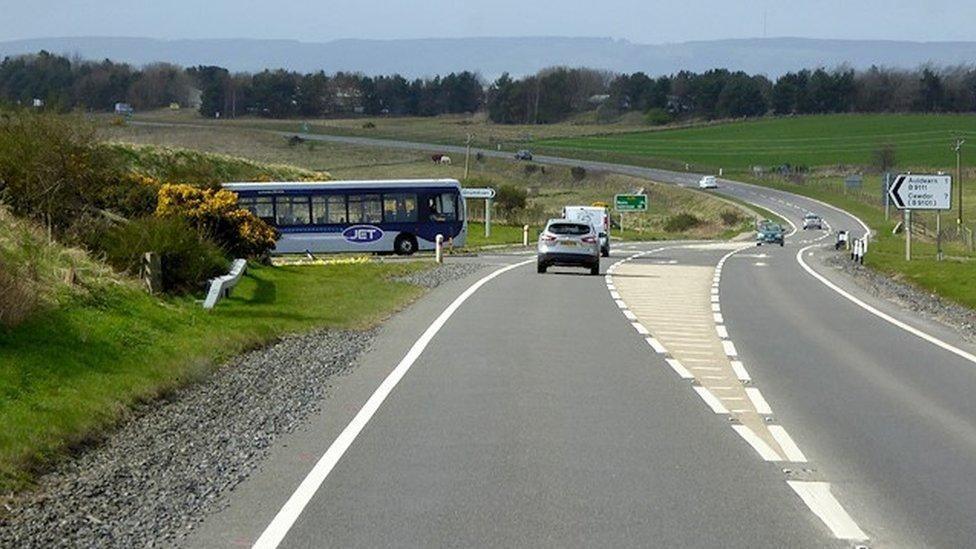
xmin=155 ymin=184 xmax=277 ymax=257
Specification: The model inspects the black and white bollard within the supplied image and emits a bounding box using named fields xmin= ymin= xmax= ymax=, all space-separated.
xmin=435 ymin=234 xmax=444 ymax=264
xmin=523 ymin=225 xmax=529 ymax=246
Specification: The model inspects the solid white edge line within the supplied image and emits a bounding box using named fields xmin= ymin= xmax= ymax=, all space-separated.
xmin=250 ymin=259 xmax=534 ymax=549
xmin=768 ymin=425 xmax=808 ymax=463
xmin=730 ymin=360 xmax=751 ymax=382
xmin=693 ymin=386 xmax=729 ymax=414
xmin=722 ymin=340 xmax=738 ymax=357
xmin=731 ymin=425 xmax=783 ymax=461
xmin=787 ymin=481 xmax=869 ymax=541
xmin=796 ymin=244 xmax=976 ymax=366
xmin=665 ymin=358 xmax=694 ymax=379
xmin=745 ymin=387 xmax=773 ymax=415
xmin=645 ymin=337 xmax=667 ymax=353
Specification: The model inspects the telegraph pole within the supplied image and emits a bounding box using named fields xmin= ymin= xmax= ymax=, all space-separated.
xmin=464 ymin=133 xmax=472 ymax=180
xmin=955 ymin=137 xmax=965 ymax=229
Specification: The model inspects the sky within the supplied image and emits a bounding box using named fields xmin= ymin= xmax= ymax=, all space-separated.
xmin=1 ymin=0 xmax=971 ymax=44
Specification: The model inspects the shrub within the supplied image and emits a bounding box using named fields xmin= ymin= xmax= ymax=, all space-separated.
xmin=0 ymin=258 xmax=37 ymax=329
xmin=96 ymin=216 xmax=227 ymax=294
xmin=570 ymin=166 xmax=587 ymax=181
xmin=494 ymin=184 xmax=528 ymax=218
xmin=155 ymin=184 xmax=278 ymax=257
xmin=664 ymin=213 xmax=703 ymax=232
xmin=720 ymin=210 xmax=743 ymax=226
xmin=644 ymin=108 xmax=673 ymax=126
xmin=523 ymin=164 xmax=539 ymax=175
xmin=362 ymin=121 xmax=376 ymax=129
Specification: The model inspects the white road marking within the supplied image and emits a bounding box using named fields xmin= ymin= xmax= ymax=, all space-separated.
xmin=710 ymin=295 xmax=720 ymax=303
xmin=722 ymin=340 xmax=738 ymax=357
xmin=632 ymin=322 xmax=650 ymax=335
xmin=690 ymin=366 xmax=722 ymax=371
xmin=665 ymin=358 xmax=694 ymax=379
xmin=614 ymin=299 xmax=627 ymax=309
xmin=713 ymin=313 xmax=724 ymax=323
xmin=251 ymin=259 xmax=534 ymax=549
xmin=645 ymin=337 xmax=667 ymax=353
xmin=715 ymin=325 xmax=729 ymax=339
xmin=787 ymin=481 xmax=869 ymax=541
xmin=623 ymin=309 xmax=638 ymax=320
xmin=693 ymin=386 xmax=729 ymax=414
xmin=730 ymin=360 xmax=751 ymax=382
xmin=769 ymin=425 xmax=808 ymax=462
xmin=711 ymin=303 xmax=721 ymax=312
xmin=610 ymin=291 xmax=621 ymax=299
xmin=797 ymin=244 xmax=976 ymax=366
xmin=731 ymin=425 xmax=783 ymax=461
xmin=745 ymin=387 xmax=773 ymax=414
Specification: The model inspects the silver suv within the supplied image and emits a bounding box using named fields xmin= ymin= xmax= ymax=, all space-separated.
xmin=802 ymin=213 xmax=823 ymax=230
xmin=537 ymin=219 xmax=600 ymax=275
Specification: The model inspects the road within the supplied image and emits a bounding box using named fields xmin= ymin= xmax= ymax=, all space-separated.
xmin=173 ymin=128 xmax=976 ymax=547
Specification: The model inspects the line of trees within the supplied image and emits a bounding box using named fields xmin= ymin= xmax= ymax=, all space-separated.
xmin=3 ymin=50 xmax=976 ymax=124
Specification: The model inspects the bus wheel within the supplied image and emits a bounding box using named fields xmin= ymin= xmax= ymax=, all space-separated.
xmin=394 ymin=235 xmax=417 ymax=255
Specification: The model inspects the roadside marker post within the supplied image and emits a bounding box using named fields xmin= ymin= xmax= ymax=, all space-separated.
xmin=522 ymin=225 xmax=529 ymax=246
xmin=435 ymin=234 xmax=444 ymax=263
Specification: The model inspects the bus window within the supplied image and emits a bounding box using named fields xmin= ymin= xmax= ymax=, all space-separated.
xmin=326 ymin=195 xmax=346 ymax=224
xmin=383 ymin=193 xmax=418 ymax=223
xmin=244 ymin=196 xmax=274 ymax=223
xmin=312 ymin=196 xmax=328 ymax=224
xmin=348 ymin=194 xmax=382 ymax=223
xmin=427 ymin=192 xmax=458 ymax=222
xmin=275 ymin=195 xmax=310 ymax=226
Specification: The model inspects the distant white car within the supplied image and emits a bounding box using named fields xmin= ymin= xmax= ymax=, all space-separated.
xmin=802 ymin=212 xmax=823 ymax=230
xmin=698 ymin=175 xmax=718 ymax=189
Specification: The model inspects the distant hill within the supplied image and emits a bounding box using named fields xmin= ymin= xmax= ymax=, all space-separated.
xmin=3 ymin=36 xmax=976 ymax=78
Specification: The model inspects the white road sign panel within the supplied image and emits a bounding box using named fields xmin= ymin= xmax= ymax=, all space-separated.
xmin=462 ymin=187 xmax=496 ymax=199
xmin=888 ymin=174 xmax=951 ymax=210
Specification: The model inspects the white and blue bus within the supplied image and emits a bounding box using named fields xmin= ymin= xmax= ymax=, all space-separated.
xmin=224 ymin=179 xmax=467 ymax=255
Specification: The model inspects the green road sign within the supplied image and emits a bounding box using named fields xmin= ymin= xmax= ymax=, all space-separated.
xmin=614 ymin=194 xmax=648 ymax=212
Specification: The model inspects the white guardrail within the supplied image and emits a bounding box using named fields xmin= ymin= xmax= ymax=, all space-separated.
xmin=203 ymin=258 xmax=247 ymax=309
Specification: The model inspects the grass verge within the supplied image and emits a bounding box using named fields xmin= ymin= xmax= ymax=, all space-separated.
xmin=0 ymin=260 xmax=428 ymax=492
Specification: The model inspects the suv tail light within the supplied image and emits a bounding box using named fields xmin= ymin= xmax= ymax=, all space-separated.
xmin=541 ymin=233 xmax=557 ymax=243
xmin=581 ymin=235 xmax=597 ymax=244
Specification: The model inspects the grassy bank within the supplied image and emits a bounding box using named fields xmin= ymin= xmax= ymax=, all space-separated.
xmin=0 ymin=256 xmax=429 ymax=492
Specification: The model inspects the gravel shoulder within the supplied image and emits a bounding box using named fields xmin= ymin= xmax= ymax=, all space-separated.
xmin=0 ymin=262 xmax=487 ymax=548
xmin=826 ymin=252 xmax=976 ymax=344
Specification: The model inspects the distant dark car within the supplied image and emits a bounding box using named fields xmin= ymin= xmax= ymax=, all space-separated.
xmin=756 ymin=221 xmax=785 ymax=247
xmin=515 ymin=149 xmax=533 ymax=161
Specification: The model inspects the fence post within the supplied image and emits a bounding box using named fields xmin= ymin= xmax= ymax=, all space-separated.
xmin=142 ymin=252 xmax=162 ymax=295
xmin=523 ymin=225 xmax=529 ymax=246
xmin=435 ymin=234 xmax=444 ymax=264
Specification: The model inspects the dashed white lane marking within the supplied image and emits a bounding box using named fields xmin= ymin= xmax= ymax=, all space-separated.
xmin=745 ymin=387 xmax=773 ymax=415
xmin=787 ymin=481 xmax=869 ymax=541
xmin=730 ymin=360 xmax=751 ymax=382
xmin=615 ymin=299 xmax=627 ymax=309
xmin=665 ymin=358 xmax=694 ymax=379
xmin=645 ymin=337 xmax=667 ymax=353
xmin=610 ymin=291 xmax=621 ymax=299
xmin=731 ymin=425 xmax=783 ymax=461
xmin=769 ymin=425 xmax=808 ymax=463
xmin=693 ymin=386 xmax=729 ymax=414
xmin=710 ymin=295 xmax=720 ymax=303
xmin=711 ymin=303 xmax=721 ymax=312
xmin=632 ymin=322 xmax=649 ymax=335
xmin=715 ymin=325 xmax=729 ymax=339
xmin=713 ymin=313 xmax=724 ymax=323
xmin=251 ymin=258 xmax=535 ymax=549
xmin=623 ymin=309 xmax=638 ymax=320
xmin=722 ymin=340 xmax=738 ymax=357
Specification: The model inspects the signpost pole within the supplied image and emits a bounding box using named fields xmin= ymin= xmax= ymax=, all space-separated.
xmin=884 ymin=172 xmax=890 ymax=221
xmin=937 ymin=210 xmax=943 ymax=261
xmin=905 ymin=209 xmax=912 ymax=261
xmin=485 ymin=197 xmax=492 ymax=238
xmin=620 ymin=212 xmax=624 ymax=237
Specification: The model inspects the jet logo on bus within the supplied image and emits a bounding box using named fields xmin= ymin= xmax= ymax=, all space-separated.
xmin=342 ymin=225 xmax=384 ymax=243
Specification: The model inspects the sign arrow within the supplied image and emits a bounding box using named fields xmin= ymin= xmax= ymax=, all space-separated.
xmin=888 ymin=174 xmax=906 ymax=209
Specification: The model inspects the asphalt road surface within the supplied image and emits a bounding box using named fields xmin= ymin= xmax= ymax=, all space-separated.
xmin=173 ymin=129 xmax=976 ymax=548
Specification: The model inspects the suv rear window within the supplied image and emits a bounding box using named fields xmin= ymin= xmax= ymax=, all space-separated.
xmin=548 ymin=223 xmax=590 ymax=235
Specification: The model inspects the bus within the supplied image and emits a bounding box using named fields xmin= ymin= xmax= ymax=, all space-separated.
xmin=224 ymin=179 xmax=467 ymax=255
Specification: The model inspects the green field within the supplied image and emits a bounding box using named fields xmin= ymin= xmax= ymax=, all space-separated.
xmin=537 ymin=114 xmax=976 ymax=172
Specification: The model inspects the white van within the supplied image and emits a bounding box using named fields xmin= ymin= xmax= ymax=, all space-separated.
xmin=562 ymin=205 xmax=610 ymax=257
xmin=698 ymin=175 xmax=718 ymax=189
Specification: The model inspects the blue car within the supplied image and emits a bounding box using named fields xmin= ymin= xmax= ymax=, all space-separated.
xmin=756 ymin=221 xmax=785 ymax=246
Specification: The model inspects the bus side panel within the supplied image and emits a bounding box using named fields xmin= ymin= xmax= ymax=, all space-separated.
xmin=276 ymin=229 xmax=402 ymax=254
